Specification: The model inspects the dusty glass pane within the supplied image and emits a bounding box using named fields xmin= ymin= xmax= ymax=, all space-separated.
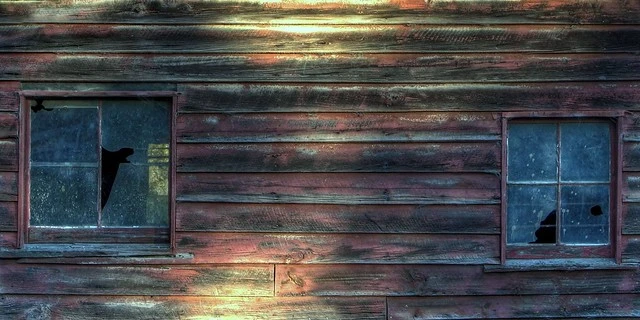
xmin=101 ymin=99 xmax=170 ymax=164
xmin=102 ymin=164 xmax=169 ymax=227
xmin=507 ymin=123 xmax=557 ymax=183
xmin=560 ymin=123 xmax=610 ymax=182
xmin=560 ymin=185 xmax=609 ymax=244
xmin=100 ymin=99 xmax=170 ymax=226
xmin=30 ymin=100 xmax=98 ymax=163
xmin=507 ymin=185 xmax=557 ymax=244
xmin=30 ymin=166 xmax=98 ymax=226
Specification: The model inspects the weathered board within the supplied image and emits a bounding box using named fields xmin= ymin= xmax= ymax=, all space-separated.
xmin=2 ymin=25 xmax=640 ymax=53
xmin=2 ymin=53 xmax=639 ymax=83
xmin=176 ymin=83 xmax=640 ymax=113
xmin=0 ymin=296 xmax=387 ymax=320
xmin=1 ymin=0 xmax=638 ymax=24
xmin=275 ymin=264 xmax=640 ymax=296
xmin=177 ymin=172 xmax=500 ymax=204
xmin=176 ymin=203 xmax=500 ymax=234
xmin=176 ymin=232 xmax=500 ymax=264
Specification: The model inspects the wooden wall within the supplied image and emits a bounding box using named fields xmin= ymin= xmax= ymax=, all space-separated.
xmin=1 ymin=0 xmax=640 ymax=318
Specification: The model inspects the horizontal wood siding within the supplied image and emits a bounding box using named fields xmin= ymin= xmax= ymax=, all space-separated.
xmin=1 ymin=0 xmax=639 ymax=319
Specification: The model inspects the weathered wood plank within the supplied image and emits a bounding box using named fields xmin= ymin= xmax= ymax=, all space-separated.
xmin=177 ymin=172 xmax=501 ymax=205
xmin=387 ymin=294 xmax=640 ymax=319
xmin=176 ymin=232 xmax=500 ymax=264
xmin=0 ymin=262 xmax=274 ymax=296
xmin=622 ymin=172 xmax=640 ymax=203
xmin=275 ymin=264 xmax=640 ymax=296
xmin=621 ymin=236 xmax=640 ymax=264
xmin=177 ymin=83 xmax=640 ymax=113
xmin=0 ymin=171 xmax=16 ymax=201
xmin=176 ymin=203 xmax=500 ymax=234
xmin=623 ymin=203 xmax=640 ymax=235
xmin=1 ymin=0 xmax=638 ymax=24
xmin=177 ymin=112 xmax=501 ymax=143
xmin=177 ymin=142 xmax=501 ymax=173
xmin=3 ymin=25 xmax=640 ymax=53
xmin=0 ymin=201 xmax=16 ymax=231
xmin=0 ymin=231 xmax=16 ymax=249
xmin=623 ymin=144 xmax=640 ymax=172
xmin=0 ymin=81 xmax=19 ymax=111
xmin=2 ymin=53 xmax=639 ymax=83
xmin=0 ymin=112 xmax=17 ymax=139
xmin=0 ymin=296 xmax=386 ymax=320
xmin=0 ymin=139 xmax=17 ymax=171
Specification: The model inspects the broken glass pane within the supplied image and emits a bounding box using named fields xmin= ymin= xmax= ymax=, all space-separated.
xmin=560 ymin=185 xmax=609 ymax=244
xmin=560 ymin=122 xmax=610 ymax=182
xmin=100 ymin=99 xmax=170 ymax=227
xmin=507 ymin=123 xmax=557 ymax=183
xmin=30 ymin=100 xmax=98 ymax=163
xmin=507 ymin=185 xmax=557 ymax=244
xmin=30 ymin=166 xmax=98 ymax=227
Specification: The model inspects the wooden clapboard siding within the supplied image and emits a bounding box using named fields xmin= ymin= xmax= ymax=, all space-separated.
xmin=2 ymin=25 xmax=640 ymax=54
xmin=2 ymin=53 xmax=639 ymax=83
xmin=387 ymin=294 xmax=640 ymax=319
xmin=0 ymin=201 xmax=16 ymax=231
xmin=1 ymin=0 xmax=639 ymax=318
xmin=0 ymin=261 xmax=275 ymax=296
xmin=1 ymin=0 xmax=638 ymax=24
xmin=177 ymin=232 xmax=499 ymax=264
xmin=176 ymin=203 xmax=500 ymax=234
xmin=177 ymin=172 xmax=500 ymax=204
xmin=177 ymin=83 xmax=640 ymax=113
xmin=275 ymin=264 xmax=640 ymax=296
xmin=177 ymin=112 xmax=501 ymax=143
xmin=0 ymin=139 xmax=17 ymax=171
xmin=177 ymin=142 xmax=500 ymax=173
xmin=0 ymin=296 xmax=387 ymax=320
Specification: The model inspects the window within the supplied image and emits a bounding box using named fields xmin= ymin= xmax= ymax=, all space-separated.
xmin=19 ymin=93 xmax=175 ymax=246
xmin=504 ymin=115 xmax=619 ymax=260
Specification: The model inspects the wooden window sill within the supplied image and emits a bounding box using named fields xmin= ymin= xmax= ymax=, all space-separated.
xmin=484 ymin=258 xmax=638 ymax=273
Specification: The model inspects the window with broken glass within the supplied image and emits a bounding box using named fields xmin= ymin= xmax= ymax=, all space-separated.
xmin=506 ymin=119 xmax=616 ymax=258
xmin=25 ymin=98 xmax=171 ymax=244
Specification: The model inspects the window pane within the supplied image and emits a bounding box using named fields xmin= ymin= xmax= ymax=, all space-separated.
xmin=560 ymin=185 xmax=609 ymax=244
xmin=102 ymin=163 xmax=169 ymax=227
xmin=30 ymin=100 xmax=98 ymax=163
xmin=30 ymin=166 xmax=98 ymax=226
xmin=560 ymin=122 xmax=610 ymax=182
xmin=101 ymin=99 xmax=170 ymax=227
xmin=507 ymin=185 xmax=557 ymax=244
xmin=507 ymin=123 xmax=557 ymax=183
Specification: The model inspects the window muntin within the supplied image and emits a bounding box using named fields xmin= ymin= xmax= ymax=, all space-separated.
xmin=506 ymin=121 xmax=612 ymax=247
xmin=26 ymin=98 xmax=170 ymax=243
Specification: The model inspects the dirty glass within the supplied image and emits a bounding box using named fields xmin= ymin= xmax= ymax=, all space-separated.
xmin=507 ymin=123 xmax=557 ymax=183
xmin=101 ymin=99 xmax=170 ymax=227
xmin=30 ymin=166 xmax=98 ymax=226
xmin=507 ymin=120 xmax=612 ymax=247
xmin=29 ymin=98 xmax=170 ymax=232
xmin=507 ymin=185 xmax=557 ymax=244
xmin=30 ymin=100 xmax=98 ymax=163
xmin=560 ymin=185 xmax=609 ymax=244
xmin=560 ymin=123 xmax=610 ymax=182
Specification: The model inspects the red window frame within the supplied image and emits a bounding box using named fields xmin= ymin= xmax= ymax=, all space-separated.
xmin=501 ymin=111 xmax=623 ymax=263
xmin=17 ymin=91 xmax=177 ymax=249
